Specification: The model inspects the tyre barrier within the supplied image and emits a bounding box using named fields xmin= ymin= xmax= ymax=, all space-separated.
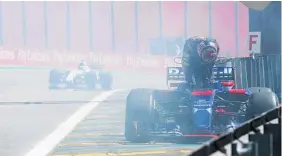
xmin=188 ymin=106 xmax=281 ymax=156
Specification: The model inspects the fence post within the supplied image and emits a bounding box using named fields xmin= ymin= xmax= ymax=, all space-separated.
xmin=232 ymin=142 xmax=258 ymax=156
xmin=250 ymin=142 xmax=259 ymax=156
xmin=231 ymin=143 xmax=238 ymax=155
xmin=264 ymin=124 xmax=281 ymax=156
xmin=249 ymin=133 xmax=273 ymax=156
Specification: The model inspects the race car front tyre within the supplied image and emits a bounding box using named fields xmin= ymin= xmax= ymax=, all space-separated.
xmin=49 ymin=69 xmax=63 ymax=89
xmin=125 ymin=88 xmax=153 ymax=143
xmin=246 ymin=91 xmax=278 ymax=120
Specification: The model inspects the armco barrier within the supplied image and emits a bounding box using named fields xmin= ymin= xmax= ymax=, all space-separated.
xmin=189 ymin=106 xmax=281 ymax=156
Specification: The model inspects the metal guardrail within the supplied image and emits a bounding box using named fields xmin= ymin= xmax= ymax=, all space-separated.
xmin=189 ymin=54 xmax=281 ymax=156
xmin=188 ymin=106 xmax=281 ymax=156
xmin=231 ymin=54 xmax=281 ymax=100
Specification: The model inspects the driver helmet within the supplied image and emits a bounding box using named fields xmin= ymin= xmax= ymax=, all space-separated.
xmin=197 ymin=39 xmax=219 ymax=63
xmin=80 ymin=60 xmax=87 ymax=65
xmin=78 ymin=60 xmax=87 ymax=69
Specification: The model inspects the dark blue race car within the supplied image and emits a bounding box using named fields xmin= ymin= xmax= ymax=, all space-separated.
xmin=124 ymin=58 xmax=278 ymax=143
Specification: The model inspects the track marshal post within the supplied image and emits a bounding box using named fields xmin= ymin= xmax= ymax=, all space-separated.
xmin=248 ymin=32 xmax=261 ymax=55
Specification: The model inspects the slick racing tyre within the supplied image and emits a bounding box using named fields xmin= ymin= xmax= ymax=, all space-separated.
xmin=247 ymin=87 xmax=272 ymax=93
xmin=246 ymin=91 xmax=278 ymax=120
xmin=125 ymin=88 xmax=153 ymax=143
xmin=100 ymin=72 xmax=113 ymax=90
xmin=49 ymin=69 xmax=68 ymax=89
xmin=84 ymin=71 xmax=97 ymax=90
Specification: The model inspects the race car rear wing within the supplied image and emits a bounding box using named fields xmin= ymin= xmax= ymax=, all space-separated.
xmin=167 ymin=67 xmax=185 ymax=81
xmin=212 ymin=67 xmax=235 ymax=81
xmin=166 ymin=66 xmax=235 ymax=82
xmin=89 ymin=64 xmax=103 ymax=69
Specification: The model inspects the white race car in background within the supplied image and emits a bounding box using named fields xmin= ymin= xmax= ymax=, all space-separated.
xmin=49 ymin=64 xmax=113 ymax=90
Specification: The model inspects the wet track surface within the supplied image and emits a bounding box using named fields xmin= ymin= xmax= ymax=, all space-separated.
xmin=50 ymin=91 xmax=199 ymax=156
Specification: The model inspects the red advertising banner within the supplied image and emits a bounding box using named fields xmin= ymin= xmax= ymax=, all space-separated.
xmin=0 ymin=48 xmax=177 ymax=71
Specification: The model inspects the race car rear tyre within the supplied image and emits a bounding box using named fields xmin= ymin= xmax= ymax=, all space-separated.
xmin=100 ymin=72 xmax=113 ymax=90
xmin=85 ymin=72 xmax=97 ymax=90
xmin=246 ymin=91 xmax=278 ymax=120
xmin=247 ymin=87 xmax=272 ymax=93
xmin=125 ymin=88 xmax=153 ymax=143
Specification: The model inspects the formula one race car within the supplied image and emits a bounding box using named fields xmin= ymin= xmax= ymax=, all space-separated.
xmin=124 ymin=57 xmax=278 ymax=143
xmin=49 ymin=64 xmax=113 ymax=90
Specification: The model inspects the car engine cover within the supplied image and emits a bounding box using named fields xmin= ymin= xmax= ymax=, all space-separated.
xmin=191 ymin=91 xmax=214 ymax=130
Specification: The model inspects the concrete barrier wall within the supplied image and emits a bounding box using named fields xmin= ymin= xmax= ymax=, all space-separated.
xmin=0 ymin=1 xmax=249 ymax=57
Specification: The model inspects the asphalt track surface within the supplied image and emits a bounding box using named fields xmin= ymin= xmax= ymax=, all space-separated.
xmin=0 ymin=70 xmax=101 ymax=156
xmin=49 ymin=90 xmax=200 ymax=156
xmin=0 ymin=69 xmax=202 ymax=156
xmin=0 ymin=69 xmax=263 ymax=156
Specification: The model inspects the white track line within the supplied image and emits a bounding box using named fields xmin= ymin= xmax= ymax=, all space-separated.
xmin=25 ymin=89 xmax=123 ymax=156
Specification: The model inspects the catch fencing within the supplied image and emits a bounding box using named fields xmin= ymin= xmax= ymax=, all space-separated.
xmin=232 ymin=54 xmax=281 ymax=98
